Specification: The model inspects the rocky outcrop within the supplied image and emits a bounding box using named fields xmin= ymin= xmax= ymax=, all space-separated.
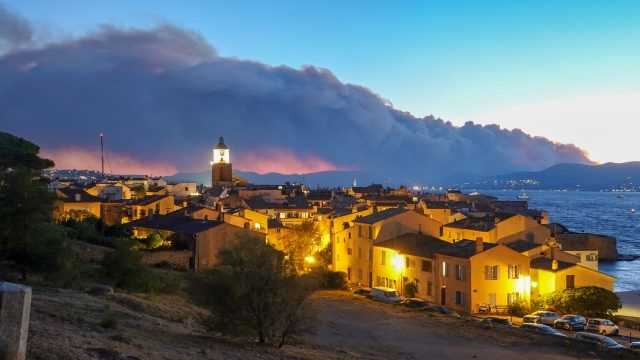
xmin=557 ymin=232 xmax=618 ymax=261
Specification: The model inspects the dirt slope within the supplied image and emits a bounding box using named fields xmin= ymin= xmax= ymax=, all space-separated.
xmin=26 ymin=287 xmax=612 ymax=360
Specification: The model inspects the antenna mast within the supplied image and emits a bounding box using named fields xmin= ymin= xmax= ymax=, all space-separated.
xmin=100 ymin=133 xmax=104 ymax=177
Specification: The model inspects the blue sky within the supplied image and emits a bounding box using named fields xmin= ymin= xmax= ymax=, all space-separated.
xmin=7 ymin=0 xmax=640 ymax=163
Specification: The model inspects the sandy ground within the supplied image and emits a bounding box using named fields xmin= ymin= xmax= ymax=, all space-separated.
xmin=305 ymin=291 xmax=602 ymax=360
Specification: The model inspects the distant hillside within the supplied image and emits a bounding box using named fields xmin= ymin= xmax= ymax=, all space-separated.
xmin=477 ymin=162 xmax=640 ymax=190
xmin=166 ymin=170 xmax=381 ymax=188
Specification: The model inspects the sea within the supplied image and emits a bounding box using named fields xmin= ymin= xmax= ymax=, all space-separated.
xmin=481 ymin=190 xmax=640 ymax=292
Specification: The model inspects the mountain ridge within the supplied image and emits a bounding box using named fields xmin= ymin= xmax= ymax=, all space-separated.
xmin=477 ymin=162 xmax=640 ymax=190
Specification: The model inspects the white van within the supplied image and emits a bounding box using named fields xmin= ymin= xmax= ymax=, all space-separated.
xmin=370 ymin=287 xmax=402 ymax=304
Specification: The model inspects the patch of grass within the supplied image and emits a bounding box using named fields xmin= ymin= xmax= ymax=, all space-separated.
xmin=99 ymin=311 xmax=118 ymax=329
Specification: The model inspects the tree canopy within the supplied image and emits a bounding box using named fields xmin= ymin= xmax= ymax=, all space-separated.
xmin=0 ymin=131 xmax=57 ymax=279
xmin=190 ymin=235 xmax=314 ymax=346
xmin=0 ymin=131 xmax=54 ymax=171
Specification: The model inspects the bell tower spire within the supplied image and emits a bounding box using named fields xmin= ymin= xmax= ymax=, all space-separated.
xmin=211 ymin=136 xmax=233 ymax=186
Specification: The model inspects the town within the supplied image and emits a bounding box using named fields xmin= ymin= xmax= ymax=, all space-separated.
xmin=3 ymin=136 xmax=624 ymax=358
xmin=4 ymin=1 xmax=640 ymax=358
xmin=51 ymin=137 xmax=616 ymax=306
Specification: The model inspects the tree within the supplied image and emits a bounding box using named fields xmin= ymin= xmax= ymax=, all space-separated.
xmin=101 ymin=237 xmax=178 ymax=293
xmin=281 ymin=221 xmax=321 ymax=273
xmin=27 ymin=223 xmax=80 ymax=287
xmin=146 ymin=232 xmax=164 ymax=249
xmin=404 ymin=281 xmax=418 ymax=298
xmin=190 ymin=235 xmax=314 ymax=346
xmin=554 ymin=286 xmax=621 ymax=318
xmin=0 ymin=132 xmax=55 ymax=280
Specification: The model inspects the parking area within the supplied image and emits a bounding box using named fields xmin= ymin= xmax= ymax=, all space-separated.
xmin=346 ymin=287 xmax=639 ymax=355
xmin=473 ymin=313 xmax=640 ymax=347
xmin=307 ymin=291 xmax=593 ymax=360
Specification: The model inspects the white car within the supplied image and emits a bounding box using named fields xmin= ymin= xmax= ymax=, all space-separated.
xmin=586 ymin=318 xmax=619 ymax=336
xmin=370 ymin=287 xmax=402 ymax=304
xmin=523 ymin=311 xmax=560 ymax=326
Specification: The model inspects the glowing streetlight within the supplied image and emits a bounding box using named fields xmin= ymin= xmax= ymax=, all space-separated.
xmin=391 ymin=254 xmax=405 ymax=272
xmin=304 ymin=255 xmax=316 ymax=264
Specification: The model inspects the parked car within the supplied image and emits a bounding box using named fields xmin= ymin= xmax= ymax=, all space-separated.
xmin=554 ymin=315 xmax=587 ymax=331
xmin=353 ymin=287 xmax=371 ymax=297
xmin=575 ymin=332 xmax=624 ymax=351
xmin=425 ymin=305 xmax=461 ymax=318
xmin=481 ymin=317 xmax=512 ymax=326
xmin=630 ymin=342 xmax=640 ymax=351
xmin=586 ymin=318 xmax=619 ymax=336
xmin=521 ymin=323 xmax=567 ymax=337
xmin=401 ymin=298 xmax=427 ymax=309
xmin=370 ymin=287 xmax=402 ymax=304
xmin=523 ymin=311 xmax=560 ymax=326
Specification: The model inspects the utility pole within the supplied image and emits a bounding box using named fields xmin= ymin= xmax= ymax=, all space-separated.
xmin=100 ymin=133 xmax=104 ymax=177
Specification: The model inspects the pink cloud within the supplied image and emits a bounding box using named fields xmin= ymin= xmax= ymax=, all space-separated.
xmin=234 ymin=149 xmax=352 ymax=175
xmin=42 ymin=147 xmax=177 ymax=176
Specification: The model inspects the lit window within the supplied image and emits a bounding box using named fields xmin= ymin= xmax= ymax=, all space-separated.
xmin=508 ymin=265 xmax=520 ymax=279
xmin=485 ymin=265 xmax=499 ymax=280
xmin=455 ymin=264 xmax=465 ymax=281
xmin=442 ymin=261 xmax=448 ymax=277
xmin=254 ymin=223 xmax=261 ymax=231
xmin=279 ymin=212 xmax=286 ymax=219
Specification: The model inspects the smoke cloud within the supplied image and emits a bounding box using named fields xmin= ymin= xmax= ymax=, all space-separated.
xmin=0 ymin=3 xmax=32 ymax=51
xmin=0 ymin=14 xmax=591 ymax=184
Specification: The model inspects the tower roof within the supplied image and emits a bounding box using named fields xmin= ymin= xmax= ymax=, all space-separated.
xmin=215 ymin=136 xmax=228 ymax=150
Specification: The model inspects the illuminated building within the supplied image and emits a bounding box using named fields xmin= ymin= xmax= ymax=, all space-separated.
xmin=333 ymin=207 xmax=443 ymax=286
xmin=434 ymin=239 xmax=532 ymax=314
xmin=211 ymin=136 xmax=233 ymax=186
xmin=372 ymin=233 xmax=451 ymax=303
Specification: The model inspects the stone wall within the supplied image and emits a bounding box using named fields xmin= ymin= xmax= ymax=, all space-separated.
xmin=141 ymin=250 xmax=192 ymax=271
xmin=557 ymin=233 xmax=618 ymax=261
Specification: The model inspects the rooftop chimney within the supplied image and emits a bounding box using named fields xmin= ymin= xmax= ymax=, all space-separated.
xmin=75 ymin=193 xmax=82 ymax=201
xmin=551 ymin=259 xmax=559 ymax=271
xmin=475 ymin=237 xmax=484 ymax=254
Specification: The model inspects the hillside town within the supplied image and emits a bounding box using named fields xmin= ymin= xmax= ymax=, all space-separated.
xmin=49 ymin=137 xmax=617 ymax=315
xmin=3 ymin=131 xmax=640 ymax=360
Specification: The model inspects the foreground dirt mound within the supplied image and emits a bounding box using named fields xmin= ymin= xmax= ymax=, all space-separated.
xmin=26 ymin=288 xmax=626 ymax=360
xmin=26 ymin=287 xmax=351 ymax=360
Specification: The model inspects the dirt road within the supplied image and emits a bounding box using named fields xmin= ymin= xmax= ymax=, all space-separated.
xmin=305 ymin=291 xmax=599 ymax=360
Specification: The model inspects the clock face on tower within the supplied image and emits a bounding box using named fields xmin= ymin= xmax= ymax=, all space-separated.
xmin=215 ymin=149 xmax=229 ymax=163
